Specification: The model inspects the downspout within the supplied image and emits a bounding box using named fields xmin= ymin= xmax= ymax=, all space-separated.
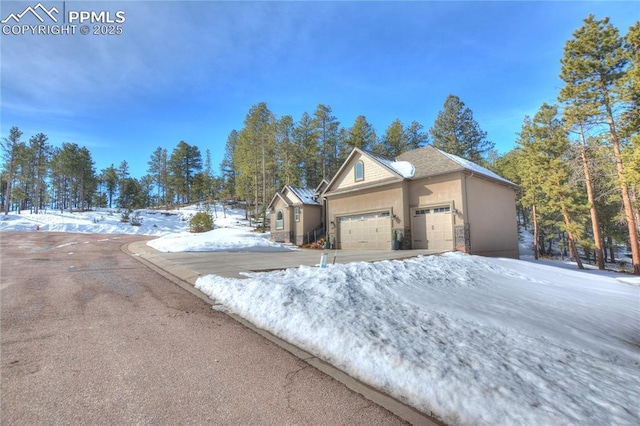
xmin=463 ymin=171 xmax=473 ymax=253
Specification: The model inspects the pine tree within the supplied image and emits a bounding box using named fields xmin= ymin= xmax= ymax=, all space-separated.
xmin=147 ymin=147 xmax=169 ymax=207
xmin=27 ymin=133 xmax=51 ymax=214
xmin=375 ymin=118 xmax=405 ymax=157
xmin=344 ymin=115 xmax=376 ymax=153
xmin=293 ymin=112 xmax=320 ymax=187
xmin=518 ymin=104 xmax=587 ymax=268
xmin=405 ymin=121 xmax=429 ymax=151
xmin=313 ymin=104 xmax=340 ymax=180
xmin=620 ymin=22 xmax=640 ymax=241
xmin=559 ymin=15 xmax=640 ymax=274
xmin=168 ymin=141 xmax=202 ymax=204
xmin=276 ymin=115 xmax=301 ymax=186
xmin=234 ymin=103 xmax=276 ymax=227
xmin=220 ymin=130 xmax=239 ymax=203
xmin=429 ymin=94 xmax=495 ymax=163
xmin=516 ymin=116 xmax=546 ymax=259
xmin=102 ymin=165 xmax=119 ymax=208
xmin=1 ymin=126 xmax=25 ymax=214
xmin=51 ymin=143 xmax=96 ymax=212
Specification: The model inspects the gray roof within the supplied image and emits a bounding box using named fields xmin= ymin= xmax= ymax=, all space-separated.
xmin=287 ymin=186 xmax=320 ymax=205
xmin=363 ymin=150 xmax=413 ymax=178
xmin=396 ymin=146 xmax=516 ymax=187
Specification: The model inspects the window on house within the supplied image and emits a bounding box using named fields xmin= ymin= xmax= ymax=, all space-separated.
xmin=276 ymin=210 xmax=284 ymax=229
xmin=294 ymin=206 xmax=300 ymax=222
xmin=355 ymin=161 xmax=364 ymax=181
xmin=433 ymin=207 xmax=451 ymax=213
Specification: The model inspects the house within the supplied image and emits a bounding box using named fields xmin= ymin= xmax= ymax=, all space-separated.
xmin=270 ymin=146 xmax=519 ymax=258
xmin=267 ymin=180 xmax=328 ymax=245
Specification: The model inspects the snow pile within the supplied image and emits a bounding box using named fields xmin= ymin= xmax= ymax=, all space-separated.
xmin=147 ymin=227 xmax=294 ymax=253
xmin=390 ymin=160 xmax=415 ymax=178
xmin=0 ymin=209 xmax=189 ymax=235
xmin=196 ymin=252 xmax=640 ymax=425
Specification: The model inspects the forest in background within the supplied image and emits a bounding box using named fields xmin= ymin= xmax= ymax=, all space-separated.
xmin=2 ymin=15 xmax=639 ymax=274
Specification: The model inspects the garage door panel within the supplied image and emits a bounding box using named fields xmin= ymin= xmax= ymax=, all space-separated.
xmin=412 ymin=206 xmax=453 ymax=251
xmin=338 ymin=211 xmax=391 ymax=250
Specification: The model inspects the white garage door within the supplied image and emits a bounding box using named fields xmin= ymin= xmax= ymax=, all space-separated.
xmin=338 ymin=211 xmax=392 ymax=250
xmin=411 ymin=206 xmax=454 ymax=251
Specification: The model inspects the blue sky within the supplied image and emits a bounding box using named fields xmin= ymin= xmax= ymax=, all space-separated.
xmin=1 ymin=1 xmax=638 ymax=178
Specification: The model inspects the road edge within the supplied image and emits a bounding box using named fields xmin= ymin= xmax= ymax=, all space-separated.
xmin=122 ymin=240 xmax=447 ymax=426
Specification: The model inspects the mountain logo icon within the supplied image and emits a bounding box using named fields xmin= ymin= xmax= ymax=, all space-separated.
xmin=1 ymin=2 xmax=59 ymax=24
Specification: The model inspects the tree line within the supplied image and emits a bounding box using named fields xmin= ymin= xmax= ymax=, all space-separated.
xmin=217 ymin=95 xmax=493 ymax=228
xmin=1 ymin=14 xmax=638 ymax=274
xmin=493 ymin=16 xmax=639 ymax=274
xmin=0 ymin=131 xmax=216 ymax=213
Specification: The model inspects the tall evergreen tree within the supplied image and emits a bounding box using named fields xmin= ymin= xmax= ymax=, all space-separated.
xmin=147 ymin=147 xmax=169 ymax=207
xmin=405 ymin=120 xmax=429 ymax=151
xmin=276 ymin=115 xmax=301 ymax=186
xmin=101 ymin=165 xmax=119 ymax=208
xmin=620 ymin=22 xmax=640 ymax=238
xmin=27 ymin=133 xmax=51 ymax=213
xmin=1 ymin=126 xmax=25 ymax=214
xmin=344 ymin=115 xmax=376 ymax=153
xmin=293 ymin=112 xmax=320 ymax=188
xmin=234 ymin=103 xmax=276 ymax=227
xmin=429 ymin=94 xmax=495 ymax=163
xmin=528 ymin=104 xmax=587 ymax=268
xmin=168 ymin=141 xmax=202 ymax=204
xmin=376 ymin=118 xmax=405 ymax=157
xmin=559 ymin=15 xmax=639 ymax=274
xmin=313 ymin=104 xmax=340 ymax=180
xmin=51 ymin=143 xmax=96 ymax=211
xmin=220 ymin=130 xmax=239 ymax=202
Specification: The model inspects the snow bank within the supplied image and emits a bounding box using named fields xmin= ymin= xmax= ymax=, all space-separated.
xmin=196 ymin=252 xmax=640 ymax=425
xmin=147 ymin=227 xmax=294 ymax=253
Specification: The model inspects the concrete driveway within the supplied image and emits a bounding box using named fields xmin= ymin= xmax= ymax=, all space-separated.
xmin=126 ymin=241 xmax=441 ymax=282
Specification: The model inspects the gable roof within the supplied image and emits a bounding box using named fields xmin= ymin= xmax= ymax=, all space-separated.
xmin=315 ymin=178 xmax=330 ymax=196
xmin=287 ymin=186 xmax=321 ymax=205
xmin=324 ymin=148 xmax=412 ymax=193
xmin=365 ymin=150 xmax=415 ymax=178
xmin=396 ymin=146 xmax=516 ymax=187
xmin=267 ymin=185 xmax=320 ymax=211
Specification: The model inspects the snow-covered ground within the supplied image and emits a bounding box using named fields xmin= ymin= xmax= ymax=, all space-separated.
xmin=2 ymin=206 xmax=639 ymax=425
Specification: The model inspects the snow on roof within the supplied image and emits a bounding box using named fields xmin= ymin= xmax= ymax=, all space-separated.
xmin=435 ymin=148 xmax=516 ymax=187
xmin=364 ymin=150 xmax=416 ymax=178
xmin=287 ymin=186 xmax=320 ymax=205
xmin=389 ymin=160 xmax=415 ymax=178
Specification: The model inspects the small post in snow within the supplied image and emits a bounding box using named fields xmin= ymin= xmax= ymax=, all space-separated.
xmin=320 ymin=252 xmax=327 ymax=268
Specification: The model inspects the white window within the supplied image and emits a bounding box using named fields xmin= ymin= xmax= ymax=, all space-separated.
xmin=276 ymin=210 xmax=284 ymax=229
xmin=294 ymin=206 xmax=300 ymax=222
xmin=354 ymin=161 xmax=364 ymax=181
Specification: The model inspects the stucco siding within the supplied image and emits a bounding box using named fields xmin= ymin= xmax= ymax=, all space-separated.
xmin=407 ymin=174 xmax=464 ymax=227
xmin=333 ymin=153 xmax=397 ymax=191
xmin=295 ymin=205 xmax=322 ymax=244
xmin=326 ymin=183 xmax=405 ymax=248
xmin=270 ymin=197 xmax=292 ymax=242
xmin=465 ymin=176 xmax=519 ymax=258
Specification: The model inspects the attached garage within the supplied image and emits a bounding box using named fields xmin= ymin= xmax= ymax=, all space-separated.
xmin=317 ymin=146 xmax=519 ymax=258
xmin=411 ymin=206 xmax=454 ymax=251
xmin=338 ymin=211 xmax=392 ymax=249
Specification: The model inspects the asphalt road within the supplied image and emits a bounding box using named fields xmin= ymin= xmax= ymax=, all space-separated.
xmin=1 ymin=232 xmax=405 ymax=425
